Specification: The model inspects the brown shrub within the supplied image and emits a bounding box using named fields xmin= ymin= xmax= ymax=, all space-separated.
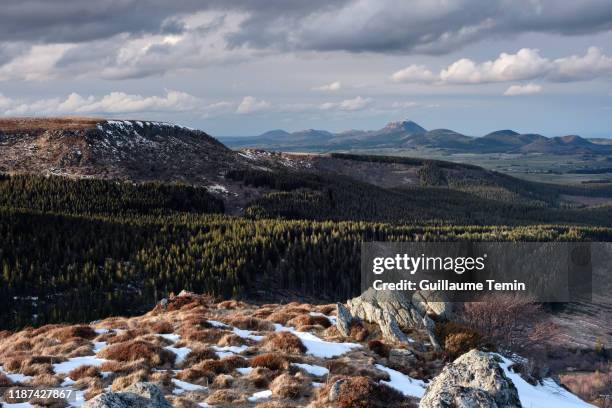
xmin=84 ymin=387 xmax=105 ymax=401
xmin=98 ymin=340 xmax=175 ymax=366
xmin=228 ymin=316 xmax=275 ymax=332
xmin=250 ymin=353 xmax=289 ymax=371
xmin=223 ymin=355 xmax=248 ymax=370
xmin=270 ymin=373 xmax=306 ymax=399
xmin=348 ymin=321 xmax=368 ymax=342
xmin=171 ymin=397 xmax=201 ymax=408
xmin=261 ymin=332 xmax=306 ymax=354
xmin=368 ymin=340 xmax=390 ymax=358
xmin=68 ymin=365 xmax=101 ymax=380
xmin=256 ymin=403 xmax=296 ymax=408
xmin=149 ymin=320 xmax=174 ymax=334
xmin=181 ymin=347 xmax=218 ymax=367
xmin=205 ymin=389 xmax=242 ymax=404
xmin=445 ymin=332 xmax=481 ymax=360
xmin=435 ymin=322 xmax=482 ymax=360
xmin=51 ymin=325 xmax=97 ymax=341
xmin=458 ymin=294 xmax=558 ymax=355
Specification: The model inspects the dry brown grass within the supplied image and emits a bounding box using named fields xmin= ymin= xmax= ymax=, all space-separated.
xmin=249 ymin=367 xmax=273 ymax=388
xmin=348 ymin=321 xmax=369 ymax=342
xmin=270 ymin=373 xmax=306 ymax=399
xmin=212 ymin=373 xmax=234 ymax=388
xmin=0 ymin=117 xmax=101 ymax=132
xmin=217 ymin=333 xmax=250 ymax=347
xmin=0 ymin=373 xmax=13 ymax=386
xmin=315 ymin=304 xmax=336 ymax=315
xmin=181 ymin=347 xmax=218 ymax=367
xmin=97 ymin=340 xmax=175 ymax=366
xmin=106 ymin=328 xmax=150 ymax=344
xmin=261 ymin=332 xmax=306 ymax=354
xmin=250 ymin=353 xmax=289 ymax=371
xmin=287 ymin=314 xmax=331 ymax=329
xmin=313 ymin=376 xmax=415 ymax=408
xmin=193 ymin=355 xmax=247 ymax=375
xmin=68 ymin=365 xmax=101 ymax=380
xmin=216 ymin=300 xmax=246 ymax=310
xmin=205 ymin=389 xmax=243 ymax=404
xmin=228 ymin=315 xmax=275 ymax=332
xmin=29 ymin=396 xmax=68 ymax=408
xmin=180 ymin=328 xmax=228 ymax=343
xmin=560 ymin=365 xmax=612 ymax=407
xmin=26 ymin=373 xmax=61 ymax=387
xmin=111 ymin=368 xmax=150 ymax=391
xmin=176 ymin=368 xmax=215 ymax=384
xmin=50 ymin=325 xmax=97 ymax=342
xmin=368 ymin=340 xmax=390 ymax=358
xmin=255 ymin=402 xmax=296 ymax=408
xmin=266 ymin=311 xmax=299 ymax=325
xmin=149 ymin=320 xmax=174 ymax=334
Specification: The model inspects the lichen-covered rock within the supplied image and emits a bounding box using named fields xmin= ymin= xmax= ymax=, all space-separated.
xmin=419 ymin=350 xmax=521 ymax=408
xmin=83 ymin=382 xmax=172 ymax=408
xmin=346 ymin=288 xmax=449 ymax=347
xmin=336 ymin=302 xmax=354 ymax=337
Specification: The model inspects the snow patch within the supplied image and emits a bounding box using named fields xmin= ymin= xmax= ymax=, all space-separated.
xmin=375 ymin=364 xmax=427 ymax=398
xmin=212 ymin=345 xmax=249 ymax=358
xmin=496 ymin=354 xmax=596 ymax=408
xmin=275 ymin=324 xmax=360 ymax=358
xmin=172 ymin=378 xmax=207 ymax=395
xmin=52 ymin=356 xmax=108 ymax=374
xmin=248 ymin=390 xmax=272 ymax=401
xmin=236 ymin=367 xmax=253 ymax=375
xmin=292 ymin=363 xmax=329 ymax=377
xmin=165 ymin=346 xmax=191 ymax=366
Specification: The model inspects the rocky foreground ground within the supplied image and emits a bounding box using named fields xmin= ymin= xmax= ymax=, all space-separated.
xmin=0 ymin=292 xmax=598 ymax=407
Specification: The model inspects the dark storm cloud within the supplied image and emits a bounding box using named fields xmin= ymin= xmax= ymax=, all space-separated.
xmin=4 ymin=1 xmax=611 ymax=53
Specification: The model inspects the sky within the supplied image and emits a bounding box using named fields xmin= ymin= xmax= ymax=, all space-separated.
xmin=1 ymin=0 xmax=612 ymax=137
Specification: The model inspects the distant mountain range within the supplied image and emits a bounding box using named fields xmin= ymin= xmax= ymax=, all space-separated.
xmin=220 ymin=120 xmax=612 ymax=155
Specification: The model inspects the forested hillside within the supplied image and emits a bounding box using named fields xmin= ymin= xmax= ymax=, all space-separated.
xmin=1 ymin=174 xmax=612 ymax=329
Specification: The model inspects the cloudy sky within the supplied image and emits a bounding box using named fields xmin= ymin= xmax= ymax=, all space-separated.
xmin=1 ymin=0 xmax=612 ymax=137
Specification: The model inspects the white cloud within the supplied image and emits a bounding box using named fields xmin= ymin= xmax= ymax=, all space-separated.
xmin=503 ymin=83 xmax=543 ymax=96
xmin=390 ymin=65 xmax=437 ymax=83
xmin=236 ymin=96 xmax=271 ymax=114
xmin=392 ymin=47 xmax=612 ymax=85
xmin=319 ymin=96 xmax=371 ymax=111
xmin=312 ymin=81 xmax=342 ymax=91
xmin=390 ymin=101 xmax=419 ymax=109
xmin=0 ymin=90 xmax=236 ymax=117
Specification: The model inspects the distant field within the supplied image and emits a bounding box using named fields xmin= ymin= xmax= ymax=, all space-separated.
xmin=342 ymin=147 xmax=612 ymax=185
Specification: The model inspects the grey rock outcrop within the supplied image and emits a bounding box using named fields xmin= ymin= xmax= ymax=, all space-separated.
xmin=336 ymin=302 xmax=354 ymax=337
xmin=419 ymin=350 xmax=522 ymax=408
xmin=83 ymin=382 xmax=172 ymax=408
xmin=346 ymin=288 xmax=450 ymax=347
